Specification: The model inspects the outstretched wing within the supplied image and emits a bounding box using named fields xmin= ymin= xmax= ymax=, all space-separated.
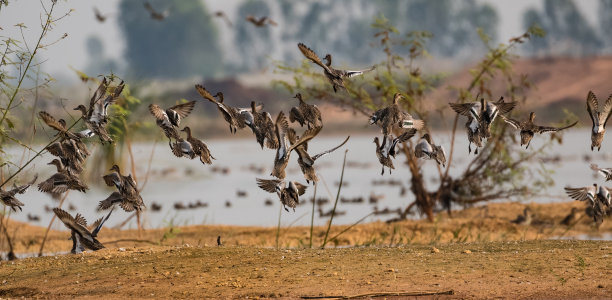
xmin=493 ymin=97 xmax=516 ymax=115
xmin=586 ymin=91 xmax=599 ymax=128
xmin=600 ymin=94 xmax=612 ymax=129
xmin=342 ymin=65 xmax=376 ymax=78
xmin=275 ymin=111 xmax=289 ymax=160
xmin=564 ymin=186 xmax=596 ymax=203
xmin=536 ymin=121 xmax=578 ymax=133
xmin=89 ymin=77 xmax=108 ymax=118
xmin=297 ymin=43 xmax=331 ymax=72
xmin=91 ymin=207 xmax=114 ymax=237
xmin=256 ymin=178 xmax=281 ymax=194
xmin=499 ymin=115 xmax=521 ymax=130
xmin=39 ymin=111 xmax=65 ymax=132
xmin=293 ymin=182 xmax=307 ymax=196
xmin=312 ymin=136 xmax=350 ymax=161
xmin=53 ymin=208 xmax=92 ymax=237
xmin=448 ymin=103 xmax=479 ymax=120
xmin=288 ymin=126 xmax=322 ymax=153
xmin=168 ymin=101 xmax=196 ymax=119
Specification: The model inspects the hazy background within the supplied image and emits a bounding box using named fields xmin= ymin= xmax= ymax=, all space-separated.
xmin=0 ymin=0 xmax=606 ymax=82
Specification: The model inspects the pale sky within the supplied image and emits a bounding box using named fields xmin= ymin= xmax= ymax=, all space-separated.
xmin=0 ymin=0 xmax=600 ymax=84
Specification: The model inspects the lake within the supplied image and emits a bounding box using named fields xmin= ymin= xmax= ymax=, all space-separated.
xmin=6 ymin=128 xmax=610 ymax=229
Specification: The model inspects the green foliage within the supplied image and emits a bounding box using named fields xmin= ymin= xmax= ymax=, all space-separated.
xmin=118 ymin=0 xmax=222 ymax=79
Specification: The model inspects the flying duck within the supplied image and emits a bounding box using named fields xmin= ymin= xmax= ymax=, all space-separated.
xmin=414 ymin=133 xmax=447 ymax=167
xmin=195 ymin=84 xmax=250 ymax=134
xmin=102 ymin=164 xmax=144 ymax=212
xmin=38 ymin=159 xmax=88 ymax=194
xmin=288 ymin=128 xmax=349 ymax=184
xmin=1 ymin=175 xmax=37 ymax=211
xmin=246 ymin=15 xmax=277 ymax=27
xmin=449 ymin=96 xmax=516 ymax=139
xmin=298 ymin=43 xmax=375 ymax=93
xmin=149 ymin=101 xmax=196 ymax=144
xmin=271 ymin=112 xmax=321 ymax=179
xmin=53 ymin=207 xmax=113 ymax=254
xmin=370 ymin=93 xmax=424 ymax=137
xmin=73 ymin=77 xmax=124 ymax=144
xmin=144 ymin=1 xmax=168 ymax=21
xmin=289 ymin=93 xmax=322 ymax=129
xmin=256 ymin=178 xmax=307 ymax=212
xmin=251 ymin=101 xmax=278 ymax=149
xmin=501 ymin=112 xmax=577 ymax=149
xmin=374 ymin=129 xmax=417 ymax=175
xmin=181 ymin=127 xmax=214 ymax=164
xmin=590 ymin=163 xmax=612 ymax=181
xmin=585 ymin=91 xmax=612 ymax=151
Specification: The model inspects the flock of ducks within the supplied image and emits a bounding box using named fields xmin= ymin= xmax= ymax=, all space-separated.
xmin=2 ymin=33 xmax=612 ymax=254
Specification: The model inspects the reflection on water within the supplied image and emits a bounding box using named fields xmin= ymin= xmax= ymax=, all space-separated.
xmin=8 ymin=129 xmax=612 ymax=229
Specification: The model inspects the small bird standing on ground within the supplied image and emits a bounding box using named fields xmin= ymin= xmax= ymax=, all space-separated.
xmin=298 ymin=43 xmax=375 ymax=93
xmin=510 ymin=207 xmax=532 ymax=225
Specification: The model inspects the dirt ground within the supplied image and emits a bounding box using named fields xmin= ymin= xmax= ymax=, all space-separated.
xmin=1 ymin=201 xmax=611 ymax=299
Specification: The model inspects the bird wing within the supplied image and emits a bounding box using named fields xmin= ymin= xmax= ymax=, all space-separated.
xmin=275 ymin=111 xmax=289 ymax=160
xmin=499 ymin=114 xmax=521 ymax=130
xmin=312 ymin=136 xmax=350 ymax=161
xmin=9 ymin=174 xmax=37 ymax=195
xmin=493 ymin=98 xmax=517 ymax=115
xmin=39 ymin=111 xmax=65 ymax=132
xmin=586 ymin=91 xmax=599 ymax=128
xmin=448 ymin=103 xmax=479 ymax=120
xmin=288 ymin=126 xmax=322 ymax=153
xmin=103 ymin=172 xmax=122 ymax=188
xmin=256 ymin=178 xmax=281 ymax=194
xmin=297 ymin=43 xmax=332 ymax=73
xmin=292 ymin=182 xmax=308 ymax=196
xmin=289 ymin=107 xmax=305 ymax=127
xmin=564 ymin=186 xmax=596 ymax=202
xmin=397 ymin=129 xmax=417 ymax=143
xmin=91 ymin=207 xmax=114 ymax=237
xmin=53 ymin=208 xmax=93 ymax=237
xmin=600 ymin=94 xmax=612 ymax=129
xmin=195 ymin=84 xmax=217 ymax=102
xmin=168 ymin=101 xmax=196 ymax=119
xmin=149 ymin=104 xmax=167 ymax=121
xmin=88 ymin=77 xmax=108 ymax=119
xmin=102 ymin=80 xmax=124 ymax=113
xmin=535 ymin=121 xmax=578 ymax=133
xmin=342 ymin=65 xmax=376 ymax=78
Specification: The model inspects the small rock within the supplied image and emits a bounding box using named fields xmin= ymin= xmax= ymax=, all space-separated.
xmin=463 ymin=250 xmax=472 ymax=254
xmin=597 ymin=284 xmax=604 ymax=288
xmin=432 ymin=247 xmax=440 ymax=253
xmin=118 ymin=248 xmax=126 ymax=252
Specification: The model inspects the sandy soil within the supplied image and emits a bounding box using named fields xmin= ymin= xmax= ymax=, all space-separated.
xmin=0 ymin=201 xmax=611 ymax=299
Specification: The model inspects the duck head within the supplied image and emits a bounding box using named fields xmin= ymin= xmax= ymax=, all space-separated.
xmin=392 ymin=93 xmax=403 ymax=105
xmin=214 ymin=92 xmax=224 ymax=102
xmin=323 ymin=54 xmax=332 ymax=66
xmin=109 ymin=164 xmax=121 ymax=173
xmin=529 ymin=112 xmax=536 ymax=122
xmin=73 ymin=105 xmax=88 ymax=116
